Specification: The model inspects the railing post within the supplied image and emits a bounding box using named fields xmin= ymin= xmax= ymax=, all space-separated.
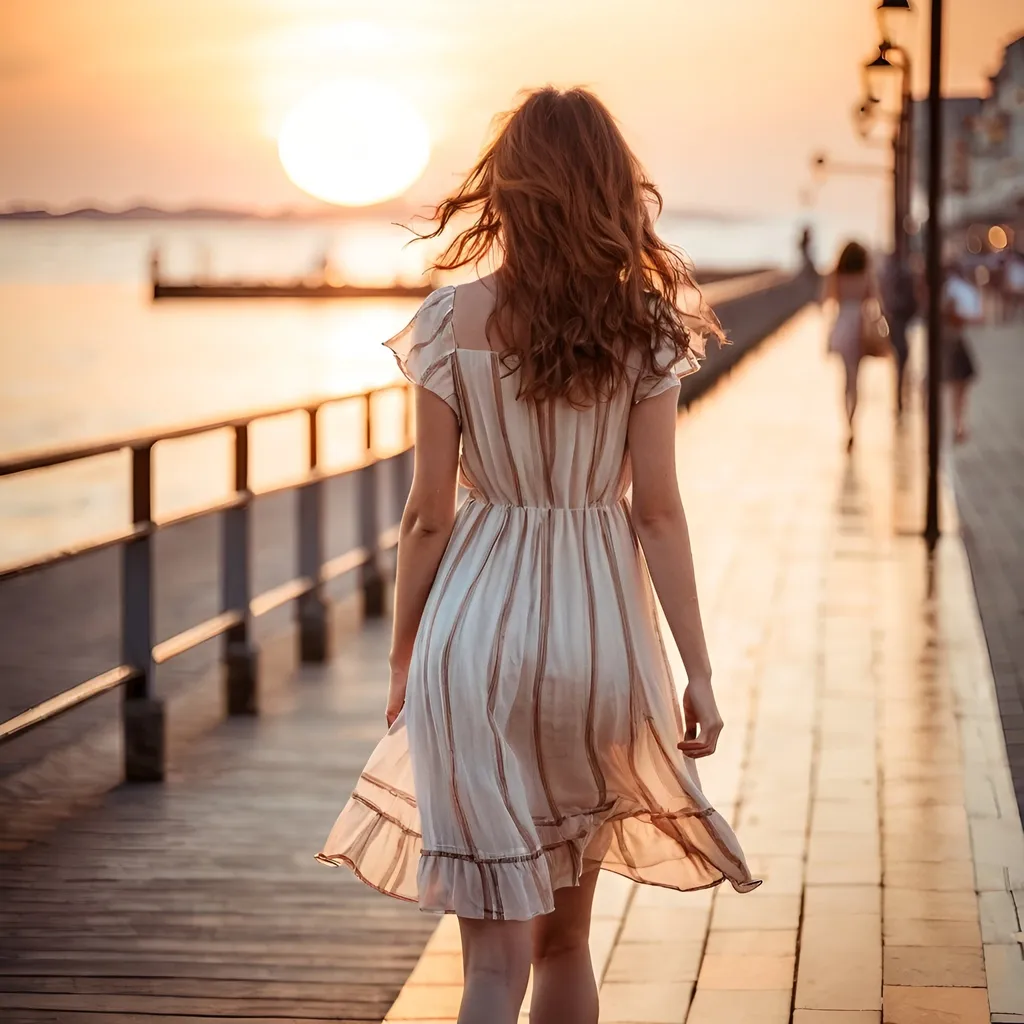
xmin=122 ymin=443 xmax=163 ymax=782
xmin=223 ymin=423 xmax=259 ymax=714
xmin=298 ymin=406 xmax=330 ymax=661
xmin=360 ymin=393 xmax=385 ymax=618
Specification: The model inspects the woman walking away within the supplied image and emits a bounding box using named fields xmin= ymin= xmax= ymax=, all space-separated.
xmin=317 ymin=86 xmax=760 ymax=1024
xmin=823 ymin=241 xmax=880 ymax=450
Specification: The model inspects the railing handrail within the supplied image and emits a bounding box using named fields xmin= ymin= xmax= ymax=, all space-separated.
xmin=0 ymin=383 xmax=407 ymax=478
xmin=0 ymin=376 xmax=414 ymax=773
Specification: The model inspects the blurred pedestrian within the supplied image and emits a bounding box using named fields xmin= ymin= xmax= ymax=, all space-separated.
xmin=799 ymin=225 xmax=816 ymax=272
xmin=880 ymin=254 xmax=919 ymax=417
xmin=942 ymin=263 xmax=983 ymax=444
xmin=1004 ymin=249 xmax=1024 ymax=320
xmin=823 ymin=241 xmax=881 ymax=450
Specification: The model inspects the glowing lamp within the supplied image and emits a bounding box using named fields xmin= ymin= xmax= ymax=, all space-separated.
xmin=876 ymin=0 xmax=917 ymax=53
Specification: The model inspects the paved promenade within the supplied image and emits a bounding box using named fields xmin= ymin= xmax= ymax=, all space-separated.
xmin=384 ymin=307 xmax=1024 ymax=1023
xmin=1 ymin=306 xmax=1022 ymax=1022
xmin=950 ymin=322 xmax=1024 ymax=819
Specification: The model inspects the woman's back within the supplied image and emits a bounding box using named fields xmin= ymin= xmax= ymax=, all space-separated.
xmin=318 ymin=87 xmax=757 ymax=972
xmin=396 ymin=281 xmax=697 ymax=511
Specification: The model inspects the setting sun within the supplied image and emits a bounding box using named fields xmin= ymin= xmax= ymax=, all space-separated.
xmin=277 ymin=80 xmax=431 ymax=207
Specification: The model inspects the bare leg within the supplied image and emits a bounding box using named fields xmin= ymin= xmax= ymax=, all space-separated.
xmin=891 ymin=323 xmax=909 ymax=416
xmin=951 ymin=381 xmax=969 ymax=443
xmin=457 ymin=918 xmax=532 ymax=1024
xmin=844 ymin=353 xmax=859 ymax=449
xmin=530 ymin=869 xmax=601 ymax=1024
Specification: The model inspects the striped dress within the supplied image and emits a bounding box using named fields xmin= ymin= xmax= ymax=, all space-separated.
xmin=317 ymin=286 xmax=759 ymax=920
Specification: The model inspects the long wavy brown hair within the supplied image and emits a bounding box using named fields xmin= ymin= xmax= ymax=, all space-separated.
xmin=415 ymin=86 xmax=724 ymax=404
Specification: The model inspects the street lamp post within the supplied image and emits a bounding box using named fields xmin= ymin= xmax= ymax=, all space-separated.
xmin=876 ymin=0 xmax=918 ymax=257
xmin=864 ymin=44 xmax=913 ymax=262
xmin=923 ymin=0 xmax=944 ymax=546
xmin=863 ymin=0 xmax=942 ymax=545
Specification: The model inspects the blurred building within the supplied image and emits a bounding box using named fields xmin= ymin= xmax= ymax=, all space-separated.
xmin=913 ymin=34 xmax=1024 ymax=252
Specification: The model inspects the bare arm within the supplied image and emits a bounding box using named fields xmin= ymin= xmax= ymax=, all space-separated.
xmin=627 ymin=387 xmax=722 ymax=757
xmin=386 ymin=386 xmax=461 ymax=725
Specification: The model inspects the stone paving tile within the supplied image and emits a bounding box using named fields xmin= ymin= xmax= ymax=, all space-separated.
xmin=979 ymin=891 xmax=1022 ymax=944
xmin=686 ymin=989 xmax=792 ymax=1024
xmin=387 ymin=983 xmax=464 ymax=1021
xmin=804 ymin=884 xmax=882 ymax=917
xmin=882 ymin=985 xmax=990 ymax=1024
xmin=808 ymin=833 xmax=881 ymax=862
xmin=709 ymin=893 xmax=802 ymax=931
xmin=806 ymin=856 xmax=883 ymax=887
xmin=597 ymin=981 xmax=692 ymax=1023
xmin=604 ymin=942 xmax=704 ymax=984
xmin=883 ymin=916 xmax=983 ymax=948
xmin=619 ymin=905 xmax=711 ymax=944
xmin=883 ymin=946 xmax=986 ymax=987
xmin=794 ymin=1014 xmax=881 ymax=1024
xmin=703 ymin=929 xmax=798 ymax=957
xmin=696 ymin=953 xmax=796 ymax=990
xmin=883 ymin=887 xmax=981 ymax=921
xmin=796 ymin=913 xmax=882 ymax=1012
xmin=985 ymin=943 xmax=1024 ymax=1019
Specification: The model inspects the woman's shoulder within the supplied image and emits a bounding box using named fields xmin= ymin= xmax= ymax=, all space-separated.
xmin=385 ymin=286 xmax=457 ymax=381
xmin=417 ymin=284 xmax=457 ymax=317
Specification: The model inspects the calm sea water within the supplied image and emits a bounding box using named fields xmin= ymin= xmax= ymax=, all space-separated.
xmin=0 ymin=215 xmax=798 ymax=567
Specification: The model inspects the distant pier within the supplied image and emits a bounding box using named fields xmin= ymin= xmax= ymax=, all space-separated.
xmin=149 ymin=248 xmax=437 ymax=301
xmin=152 ymin=279 xmax=437 ymax=300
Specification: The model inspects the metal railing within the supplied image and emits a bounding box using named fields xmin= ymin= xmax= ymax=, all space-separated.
xmin=0 ymin=268 xmax=814 ymax=786
xmin=0 ymin=385 xmax=413 ymax=781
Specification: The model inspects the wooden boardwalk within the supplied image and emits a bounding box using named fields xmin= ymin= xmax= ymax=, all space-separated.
xmin=2 ymin=305 xmax=1022 ymax=1023
xmin=0 ymin=612 xmax=437 ymax=1022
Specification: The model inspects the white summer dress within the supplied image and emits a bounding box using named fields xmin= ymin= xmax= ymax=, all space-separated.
xmin=317 ymin=286 xmax=760 ymax=920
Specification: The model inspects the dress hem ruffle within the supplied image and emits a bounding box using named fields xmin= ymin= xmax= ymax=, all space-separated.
xmin=317 ymin=797 xmax=762 ymax=921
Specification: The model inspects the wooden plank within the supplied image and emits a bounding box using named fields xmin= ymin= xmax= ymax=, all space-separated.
xmin=0 ymin=959 xmax=409 ymax=983
xmin=1 ymin=1014 xmax=369 ymax=1024
xmin=0 ymin=976 xmax=386 ymax=999
xmin=0 ymin=992 xmax=389 ymax=1016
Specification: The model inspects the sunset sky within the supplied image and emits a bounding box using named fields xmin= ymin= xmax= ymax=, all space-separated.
xmin=1 ymin=0 xmax=1021 ymax=244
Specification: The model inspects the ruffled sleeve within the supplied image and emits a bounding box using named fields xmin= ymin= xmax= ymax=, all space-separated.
xmin=633 ymin=333 xmax=702 ymax=403
xmin=384 ymin=285 xmax=460 ymax=422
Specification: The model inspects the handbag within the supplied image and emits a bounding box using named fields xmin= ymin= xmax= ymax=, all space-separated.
xmin=860 ymin=300 xmax=892 ymax=358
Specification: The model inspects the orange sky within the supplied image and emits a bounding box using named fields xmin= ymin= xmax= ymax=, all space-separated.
xmin=1 ymin=0 xmax=1021 ymax=243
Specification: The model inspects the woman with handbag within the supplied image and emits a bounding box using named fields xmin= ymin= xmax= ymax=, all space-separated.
xmin=823 ymin=241 xmax=884 ymax=451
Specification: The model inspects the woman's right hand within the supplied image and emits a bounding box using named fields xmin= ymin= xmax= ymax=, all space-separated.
xmin=385 ymin=663 xmax=409 ymax=729
xmin=678 ymin=681 xmax=723 ymax=758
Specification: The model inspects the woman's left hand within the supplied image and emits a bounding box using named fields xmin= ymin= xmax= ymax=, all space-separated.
xmin=385 ymin=664 xmax=408 ymax=728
